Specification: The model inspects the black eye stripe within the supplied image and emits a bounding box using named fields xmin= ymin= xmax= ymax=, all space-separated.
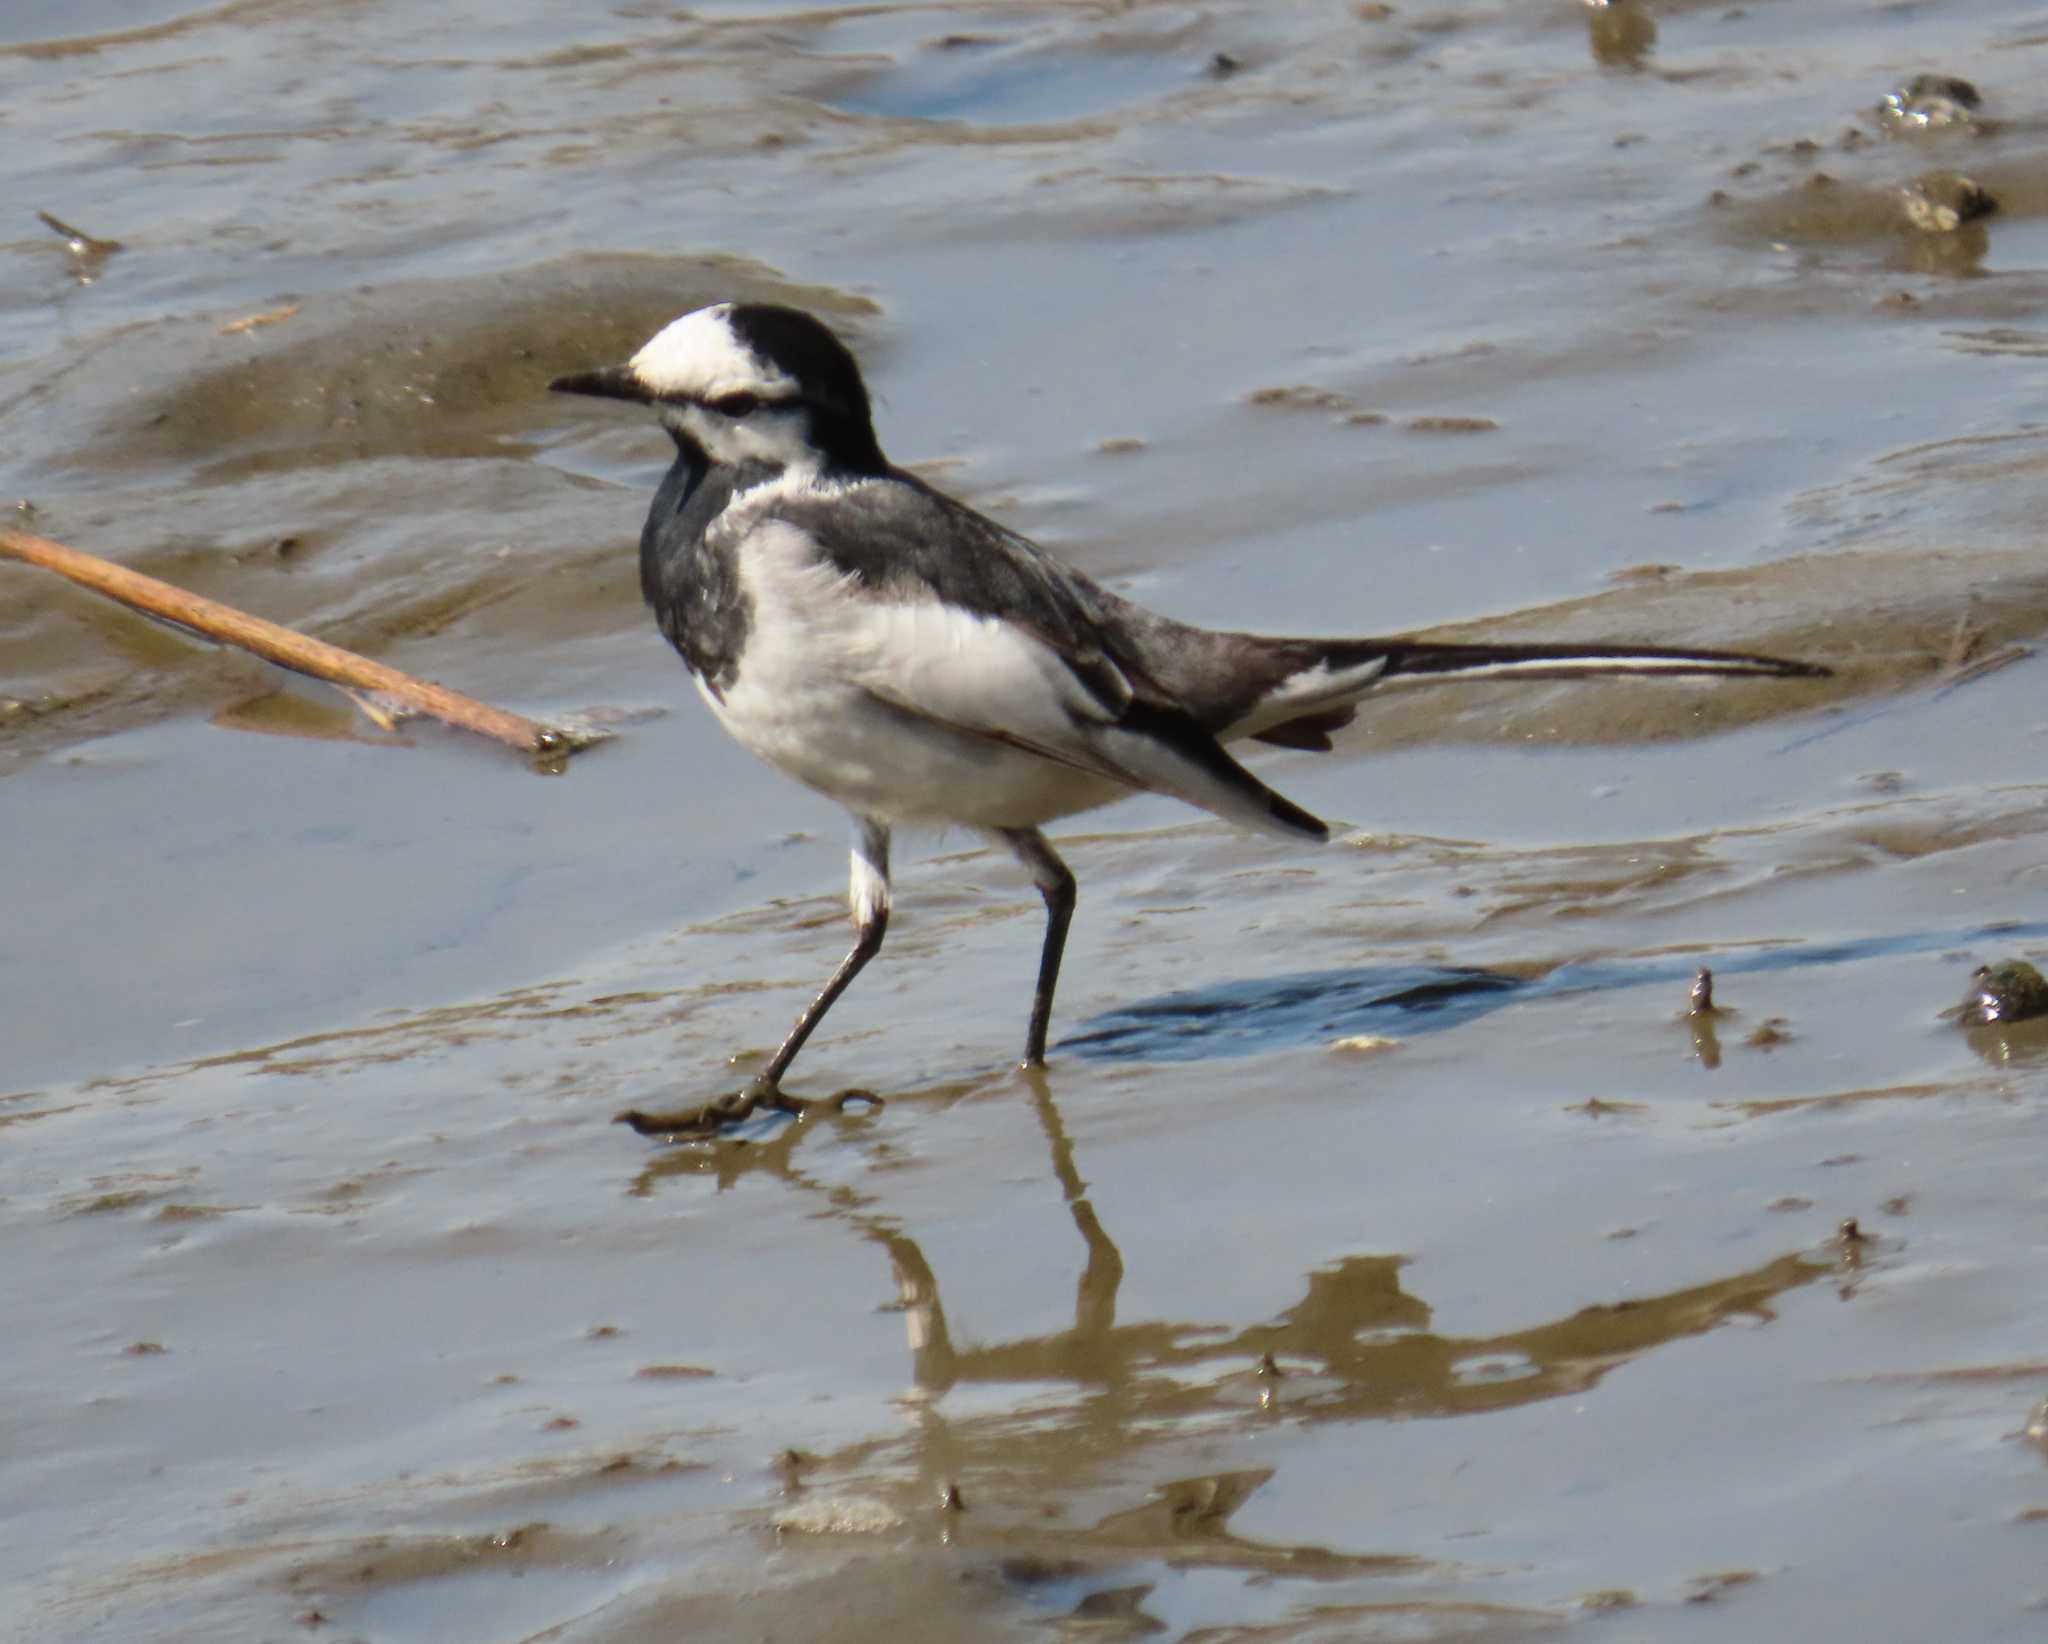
xmin=651 ymin=390 xmax=803 ymax=417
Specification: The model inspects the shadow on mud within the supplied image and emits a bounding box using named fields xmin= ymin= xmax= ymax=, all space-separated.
xmin=1061 ymin=920 xmax=2048 ymax=1062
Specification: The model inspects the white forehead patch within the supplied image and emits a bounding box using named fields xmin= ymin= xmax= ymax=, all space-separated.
xmin=628 ymin=303 xmax=799 ymax=400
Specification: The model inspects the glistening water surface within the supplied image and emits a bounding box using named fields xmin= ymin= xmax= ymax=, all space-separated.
xmin=7 ymin=2 xmax=2048 ymax=1640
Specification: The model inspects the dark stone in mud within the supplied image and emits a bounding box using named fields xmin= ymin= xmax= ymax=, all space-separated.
xmin=1898 ymin=171 xmax=1998 ymax=234
xmin=1878 ymin=75 xmax=1982 ymax=132
xmin=1584 ymin=0 xmax=1655 ymax=71
xmin=1957 ymin=960 xmax=2048 ymax=1027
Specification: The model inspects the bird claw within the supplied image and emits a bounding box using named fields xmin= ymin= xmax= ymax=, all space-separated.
xmin=613 ymin=1079 xmax=777 ymax=1138
xmin=614 ymin=1079 xmax=883 ymax=1140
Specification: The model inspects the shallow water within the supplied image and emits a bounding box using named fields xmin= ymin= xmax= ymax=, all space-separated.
xmin=8 ymin=2 xmax=2048 ymax=1640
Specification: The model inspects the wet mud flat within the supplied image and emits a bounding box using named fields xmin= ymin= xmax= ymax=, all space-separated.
xmin=10 ymin=0 xmax=2048 ymax=1639
xmin=17 ymin=705 xmax=2048 ymax=1643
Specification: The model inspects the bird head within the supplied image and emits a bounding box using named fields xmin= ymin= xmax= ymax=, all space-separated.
xmin=551 ymin=302 xmax=885 ymax=475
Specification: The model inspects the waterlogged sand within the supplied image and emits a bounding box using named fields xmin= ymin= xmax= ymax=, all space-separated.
xmin=8 ymin=2 xmax=2048 ymax=1640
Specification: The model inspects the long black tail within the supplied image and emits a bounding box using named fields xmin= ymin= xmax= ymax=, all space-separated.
xmin=1366 ymin=638 xmax=1828 ymax=684
xmin=1233 ymin=636 xmax=1827 ymax=751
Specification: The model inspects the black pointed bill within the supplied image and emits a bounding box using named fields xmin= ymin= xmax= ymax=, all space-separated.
xmin=549 ymin=364 xmax=654 ymax=403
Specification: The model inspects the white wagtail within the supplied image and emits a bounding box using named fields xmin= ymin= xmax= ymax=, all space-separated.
xmin=552 ymin=303 xmax=1825 ymax=1131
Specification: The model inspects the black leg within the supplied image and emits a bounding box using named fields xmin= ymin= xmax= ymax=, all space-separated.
xmin=995 ymin=827 xmax=1076 ymax=1066
xmin=750 ymin=815 xmax=893 ymax=1091
xmin=618 ymin=817 xmax=891 ymax=1137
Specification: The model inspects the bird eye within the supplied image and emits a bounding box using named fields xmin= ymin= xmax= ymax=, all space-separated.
xmin=712 ymin=392 xmax=759 ymax=418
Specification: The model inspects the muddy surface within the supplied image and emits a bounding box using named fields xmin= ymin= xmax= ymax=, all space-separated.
xmin=9 ymin=2 xmax=2048 ymax=1641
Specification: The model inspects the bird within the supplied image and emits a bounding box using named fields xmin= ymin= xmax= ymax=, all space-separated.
xmin=550 ymin=302 xmax=1826 ymax=1132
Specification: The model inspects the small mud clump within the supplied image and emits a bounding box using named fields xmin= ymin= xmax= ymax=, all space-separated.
xmin=1957 ymin=960 xmax=2048 ymax=1027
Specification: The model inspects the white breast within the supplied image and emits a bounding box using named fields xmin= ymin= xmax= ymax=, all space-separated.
xmin=705 ymin=516 xmax=1128 ymax=829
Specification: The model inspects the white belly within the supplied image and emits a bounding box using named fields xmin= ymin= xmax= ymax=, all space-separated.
xmin=704 ymin=521 xmax=1131 ymax=828
xmin=703 ymin=671 xmax=1125 ymax=828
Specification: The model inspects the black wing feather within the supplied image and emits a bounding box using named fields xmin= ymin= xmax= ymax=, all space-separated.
xmin=772 ymin=471 xmax=1323 ymax=833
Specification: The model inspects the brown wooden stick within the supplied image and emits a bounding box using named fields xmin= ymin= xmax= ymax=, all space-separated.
xmin=0 ymin=527 xmax=585 ymax=759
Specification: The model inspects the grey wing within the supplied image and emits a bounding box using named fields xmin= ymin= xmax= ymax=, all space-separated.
xmin=777 ymin=470 xmax=1141 ymax=713
xmin=773 ymin=474 xmax=1328 ymax=840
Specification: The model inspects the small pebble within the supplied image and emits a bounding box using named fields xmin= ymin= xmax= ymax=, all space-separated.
xmin=1330 ymin=1033 xmax=1400 ymax=1054
xmin=1899 ymin=171 xmax=1997 ymax=234
xmin=1878 ymin=74 xmax=1982 ymax=132
xmin=1959 ymin=960 xmax=2048 ymax=1027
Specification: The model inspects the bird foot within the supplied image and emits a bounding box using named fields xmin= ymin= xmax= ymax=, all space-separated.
xmin=615 ymin=1077 xmax=883 ymax=1140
